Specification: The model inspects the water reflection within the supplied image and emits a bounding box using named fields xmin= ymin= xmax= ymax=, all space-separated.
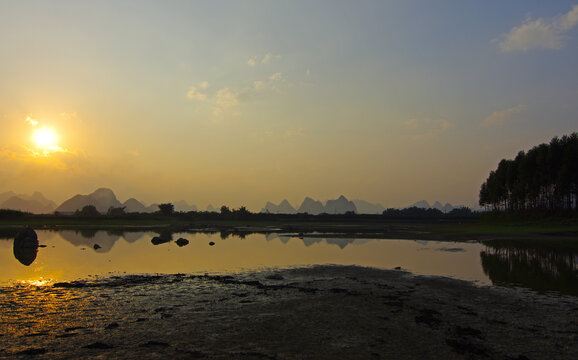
xmin=4 ymin=229 xmax=578 ymax=296
xmin=481 ymin=240 xmax=578 ymax=296
xmin=58 ymin=230 xmax=147 ymax=253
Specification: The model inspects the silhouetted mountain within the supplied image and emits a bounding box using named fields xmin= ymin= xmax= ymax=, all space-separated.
xmin=352 ymin=199 xmax=385 ymax=214
xmin=408 ymin=200 xmax=431 ymax=209
xmin=173 ymin=200 xmax=198 ymax=212
xmin=145 ymin=203 xmax=159 ymax=213
xmin=123 ymin=198 xmax=148 ymax=213
xmin=297 ymin=197 xmax=325 ymax=215
xmin=206 ymin=204 xmax=217 ymax=212
xmin=442 ymin=203 xmax=454 ymax=213
xmin=0 ymin=192 xmax=56 ymax=214
xmin=56 ymin=188 xmax=123 ymax=213
xmin=0 ymin=191 xmax=17 ymax=204
xmin=432 ymin=201 xmax=443 ymax=211
xmin=324 ymin=195 xmax=357 ymax=214
xmin=261 ymin=200 xmax=297 ymax=214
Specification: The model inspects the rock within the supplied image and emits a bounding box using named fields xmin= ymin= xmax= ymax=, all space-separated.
xmin=93 ymin=244 xmax=101 ymax=250
xmin=209 ymin=241 xmax=215 ymax=246
xmin=13 ymin=227 xmax=39 ymax=266
xmin=176 ymin=238 xmax=189 ymax=247
xmin=151 ymin=236 xmax=171 ymax=245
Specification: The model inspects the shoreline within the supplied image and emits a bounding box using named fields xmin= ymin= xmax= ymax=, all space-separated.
xmin=1 ymin=265 xmax=576 ymax=359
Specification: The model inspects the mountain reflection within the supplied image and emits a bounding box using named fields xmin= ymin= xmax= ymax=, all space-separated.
xmin=265 ymin=233 xmax=360 ymax=249
xmin=481 ymin=241 xmax=578 ymax=296
xmin=58 ymin=230 xmax=147 ymax=253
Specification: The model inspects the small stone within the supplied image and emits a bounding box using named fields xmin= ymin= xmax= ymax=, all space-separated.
xmin=209 ymin=241 xmax=215 ymax=246
xmin=93 ymin=244 xmax=101 ymax=250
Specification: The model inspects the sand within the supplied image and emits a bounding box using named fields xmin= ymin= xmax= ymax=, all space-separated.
xmin=1 ymin=265 xmax=576 ymax=359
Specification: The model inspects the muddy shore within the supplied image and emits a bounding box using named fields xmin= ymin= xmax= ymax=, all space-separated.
xmin=1 ymin=265 xmax=576 ymax=359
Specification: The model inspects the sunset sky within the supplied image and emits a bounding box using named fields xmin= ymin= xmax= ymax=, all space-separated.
xmin=1 ymin=1 xmax=577 ymax=210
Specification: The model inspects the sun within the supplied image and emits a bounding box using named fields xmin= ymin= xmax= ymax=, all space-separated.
xmin=32 ymin=128 xmax=61 ymax=153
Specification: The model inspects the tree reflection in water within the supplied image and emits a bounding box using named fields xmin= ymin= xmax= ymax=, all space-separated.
xmin=481 ymin=240 xmax=578 ymax=296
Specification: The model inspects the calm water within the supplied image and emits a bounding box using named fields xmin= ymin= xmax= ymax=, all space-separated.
xmin=2 ymin=230 xmax=577 ymax=296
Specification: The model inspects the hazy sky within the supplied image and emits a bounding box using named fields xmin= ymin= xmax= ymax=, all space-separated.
xmin=1 ymin=1 xmax=577 ymax=210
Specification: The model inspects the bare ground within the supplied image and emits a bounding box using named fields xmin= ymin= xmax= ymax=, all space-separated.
xmin=1 ymin=265 xmax=576 ymax=359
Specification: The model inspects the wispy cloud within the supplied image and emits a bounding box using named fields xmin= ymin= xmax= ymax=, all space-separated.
xmin=0 ymin=144 xmax=83 ymax=170
xmin=186 ymin=82 xmax=210 ymax=101
xmin=482 ymin=105 xmax=527 ymax=127
xmin=497 ymin=5 xmax=578 ymax=52
xmin=285 ymin=128 xmax=307 ymax=138
xmin=247 ymin=53 xmax=281 ymax=67
xmin=405 ymin=118 xmax=452 ymax=140
xmin=215 ymin=88 xmax=240 ymax=110
xmin=187 ymin=72 xmax=288 ymax=117
xmin=25 ymin=116 xmax=39 ymax=127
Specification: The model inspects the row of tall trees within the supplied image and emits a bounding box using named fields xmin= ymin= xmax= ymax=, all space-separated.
xmin=479 ymin=133 xmax=578 ymax=211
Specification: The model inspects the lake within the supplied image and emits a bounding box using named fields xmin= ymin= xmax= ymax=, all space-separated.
xmin=2 ymin=230 xmax=577 ymax=296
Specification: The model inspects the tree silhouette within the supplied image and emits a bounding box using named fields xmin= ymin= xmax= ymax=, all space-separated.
xmin=220 ymin=205 xmax=231 ymax=215
xmin=107 ymin=206 xmax=126 ymax=216
xmin=76 ymin=205 xmax=100 ymax=216
xmin=158 ymin=203 xmax=174 ymax=216
xmin=479 ymin=133 xmax=578 ymax=212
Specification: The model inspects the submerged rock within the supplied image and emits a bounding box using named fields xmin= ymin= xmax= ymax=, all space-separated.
xmin=175 ymin=238 xmax=189 ymax=247
xmin=151 ymin=236 xmax=171 ymax=245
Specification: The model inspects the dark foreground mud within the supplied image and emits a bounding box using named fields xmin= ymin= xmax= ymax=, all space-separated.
xmin=1 ymin=266 xmax=576 ymax=359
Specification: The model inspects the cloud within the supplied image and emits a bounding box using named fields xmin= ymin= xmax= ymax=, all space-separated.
xmin=212 ymin=88 xmax=241 ymax=116
xmin=498 ymin=5 xmax=578 ymax=52
xmin=285 ymin=128 xmax=307 ymax=138
xmin=269 ymin=72 xmax=283 ymax=82
xmin=251 ymin=72 xmax=285 ymax=93
xmin=199 ymin=81 xmax=210 ymax=90
xmin=482 ymin=105 xmax=527 ymax=127
xmin=0 ymin=144 xmax=84 ymax=171
xmin=186 ymin=86 xmax=207 ymax=101
xmin=253 ymin=81 xmax=266 ymax=90
xmin=25 ymin=116 xmax=39 ymax=127
xmin=405 ymin=118 xmax=452 ymax=140
xmin=247 ymin=53 xmax=281 ymax=67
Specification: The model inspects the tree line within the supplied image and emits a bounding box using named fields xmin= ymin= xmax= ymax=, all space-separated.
xmin=479 ymin=133 xmax=578 ymax=212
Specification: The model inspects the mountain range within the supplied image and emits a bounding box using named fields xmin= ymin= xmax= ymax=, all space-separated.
xmin=262 ymin=197 xmax=464 ymax=214
xmin=262 ymin=195 xmax=362 ymax=215
xmin=1 ymin=187 xmax=466 ymax=215
xmin=0 ymin=191 xmax=57 ymax=214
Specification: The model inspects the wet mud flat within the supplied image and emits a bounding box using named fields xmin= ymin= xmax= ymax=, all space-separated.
xmin=1 ymin=266 xmax=576 ymax=359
